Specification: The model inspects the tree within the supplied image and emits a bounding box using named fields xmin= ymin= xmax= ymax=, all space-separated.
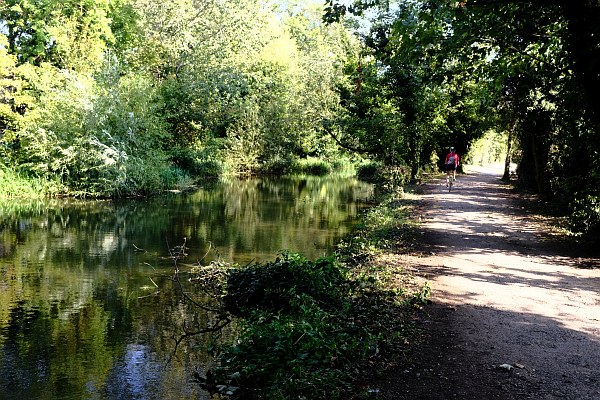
xmin=326 ymin=0 xmax=600 ymax=240
xmin=0 ymin=34 xmax=22 ymax=142
xmin=1 ymin=0 xmax=113 ymax=72
xmin=329 ymin=1 xmax=492 ymax=178
xmin=152 ymin=0 xmax=355 ymax=173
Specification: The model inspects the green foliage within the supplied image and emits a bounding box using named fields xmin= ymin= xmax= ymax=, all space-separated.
xmin=169 ymin=146 xmax=224 ymax=178
xmin=356 ymin=162 xmax=410 ymax=196
xmin=259 ymin=157 xmax=353 ymax=177
xmin=137 ymin=0 xmax=352 ymax=175
xmin=569 ymin=194 xmax=600 ymax=240
xmin=334 ymin=59 xmax=407 ymax=165
xmin=1 ymin=1 xmax=358 ymax=197
xmin=3 ymin=61 xmax=183 ymax=197
xmin=216 ymin=298 xmax=360 ymax=399
xmin=356 ymin=161 xmax=381 ymax=182
xmin=0 ymin=164 xmax=61 ymax=198
xmin=469 ymin=130 xmax=508 ymax=165
xmin=329 ymin=156 xmax=357 ymax=176
xmin=224 ymin=253 xmax=348 ymax=316
xmin=293 ymin=158 xmax=332 ymax=176
xmin=0 ymin=0 xmax=113 ymax=72
xmin=255 ymin=157 xmax=294 ymax=176
xmin=212 ymin=253 xmax=398 ymax=399
xmin=338 ymin=194 xmax=411 ymax=260
xmin=205 ymin=184 xmax=429 ymax=399
xmin=215 ymin=254 xmax=360 ymax=399
xmin=0 ymin=34 xmax=23 ymax=137
xmin=299 ymin=160 xmax=331 ymax=176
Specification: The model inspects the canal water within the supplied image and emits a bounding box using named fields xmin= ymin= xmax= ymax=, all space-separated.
xmin=0 ymin=175 xmax=373 ymax=399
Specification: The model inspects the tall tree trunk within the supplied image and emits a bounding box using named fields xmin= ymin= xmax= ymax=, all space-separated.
xmin=530 ymin=135 xmax=551 ymax=199
xmin=407 ymin=125 xmax=420 ymax=181
xmin=502 ymin=124 xmax=514 ymax=181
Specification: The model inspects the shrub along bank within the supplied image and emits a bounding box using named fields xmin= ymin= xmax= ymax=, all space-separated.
xmin=195 ymin=171 xmax=429 ymax=399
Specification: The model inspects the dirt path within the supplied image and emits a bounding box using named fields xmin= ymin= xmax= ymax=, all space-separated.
xmin=378 ymin=165 xmax=600 ymax=400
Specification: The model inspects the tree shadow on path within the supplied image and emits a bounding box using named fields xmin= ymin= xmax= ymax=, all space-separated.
xmin=376 ymin=166 xmax=600 ymax=400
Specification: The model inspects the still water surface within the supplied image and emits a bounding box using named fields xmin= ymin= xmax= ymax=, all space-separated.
xmin=0 ymin=175 xmax=373 ymax=399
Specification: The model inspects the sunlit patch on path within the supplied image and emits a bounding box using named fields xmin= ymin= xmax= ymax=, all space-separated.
xmin=398 ymin=164 xmax=600 ymax=399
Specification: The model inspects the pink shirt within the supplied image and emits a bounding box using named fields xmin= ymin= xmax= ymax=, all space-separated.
xmin=445 ymin=152 xmax=459 ymax=165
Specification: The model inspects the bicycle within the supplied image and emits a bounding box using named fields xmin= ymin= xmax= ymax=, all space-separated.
xmin=446 ymin=174 xmax=455 ymax=192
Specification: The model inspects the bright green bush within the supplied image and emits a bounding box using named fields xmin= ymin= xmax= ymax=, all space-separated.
xmin=4 ymin=62 xmax=183 ymax=197
xmin=295 ymin=158 xmax=332 ymax=176
xmin=262 ymin=158 xmax=334 ymax=176
xmin=0 ymin=165 xmax=62 ymax=198
xmin=329 ymin=157 xmax=357 ymax=176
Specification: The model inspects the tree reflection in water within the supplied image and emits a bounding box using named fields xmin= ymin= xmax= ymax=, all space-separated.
xmin=0 ymin=175 xmax=373 ymax=399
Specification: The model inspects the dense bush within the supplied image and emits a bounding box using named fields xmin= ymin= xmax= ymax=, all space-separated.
xmin=356 ymin=162 xmax=410 ymax=195
xmin=569 ymin=194 xmax=600 ymax=240
xmin=295 ymin=158 xmax=332 ymax=176
xmin=356 ymin=161 xmax=381 ymax=182
xmin=0 ymin=165 xmax=62 ymax=198
xmin=258 ymin=158 xmax=336 ymax=177
xmin=204 ymin=241 xmax=429 ymax=400
xmin=210 ymin=254 xmax=373 ymax=399
xmin=258 ymin=158 xmax=296 ymax=176
xmin=214 ymin=297 xmax=363 ymax=399
xmin=169 ymin=146 xmax=224 ymax=178
xmin=223 ymin=253 xmax=348 ymax=316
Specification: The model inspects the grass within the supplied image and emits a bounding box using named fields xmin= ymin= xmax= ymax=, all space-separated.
xmin=0 ymin=166 xmax=62 ymax=198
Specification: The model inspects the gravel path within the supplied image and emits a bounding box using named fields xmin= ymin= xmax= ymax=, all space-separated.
xmin=378 ymin=165 xmax=600 ymax=400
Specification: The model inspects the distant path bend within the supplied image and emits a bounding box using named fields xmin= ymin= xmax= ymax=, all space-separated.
xmin=382 ymin=164 xmax=600 ymax=400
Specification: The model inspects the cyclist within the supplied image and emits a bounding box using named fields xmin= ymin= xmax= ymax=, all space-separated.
xmin=445 ymin=147 xmax=460 ymax=186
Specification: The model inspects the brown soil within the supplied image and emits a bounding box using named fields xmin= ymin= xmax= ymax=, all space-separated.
xmin=374 ymin=165 xmax=600 ymax=400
